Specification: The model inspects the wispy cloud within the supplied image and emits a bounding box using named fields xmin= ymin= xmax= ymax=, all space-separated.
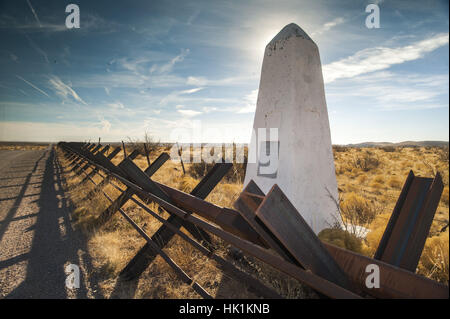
xmin=186 ymin=74 xmax=258 ymax=87
xmin=159 ymin=87 xmax=204 ymax=105
xmin=193 ymin=89 xmax=259 ymax=114
xmin=236 ymin=89 xmax=258 ymax=113
xmin=323 ymin=33 xmax=449 ymax=83
xmin=48 ymin=75 xmax=87 ymax=105
xmin=180 ymin=87 xmax=203 ymax=94
xmin=108 ymin=101 xmax=125 ymax=109
xmin=115 ymin=56 xmax=153 ymax=74
xmin=1 ymin=12 xmax=118 ymax=33
xmin=202 ymin=106 xmax=218 ymax=113
xmin=150 ymin=49 xmax=190 ymax=74
xmin=327 ymin=71 xmax=449 ymax=110
xmin=177 ymin=109 xmax=202 ymax=117
xmin=73 ymin=72 xmax=185 ymax=89
xmin=312 ymin=17 xmax=345 ymax=36
xmin=15 ymin=75 xmax=50 ymax=98
xmin=26 ymin=0 xmax=41 ymax=27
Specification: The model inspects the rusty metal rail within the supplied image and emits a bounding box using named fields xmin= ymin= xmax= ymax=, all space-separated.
xmin=57 ymin=141 xmax=448 ymax=299
xmin=237 ymin=181 xmax=448 ymax=299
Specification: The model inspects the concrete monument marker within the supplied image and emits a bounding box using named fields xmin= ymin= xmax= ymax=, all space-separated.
xmin=244 ymin=23 xmax=338 ymax=234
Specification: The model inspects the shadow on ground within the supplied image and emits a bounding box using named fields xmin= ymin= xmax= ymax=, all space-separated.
xmin=2 ymin=150 xmax=102 ymax=299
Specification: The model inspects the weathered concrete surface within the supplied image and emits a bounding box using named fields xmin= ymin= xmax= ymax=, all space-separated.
xmin=244 ymin=23 xmax=339 ymax=234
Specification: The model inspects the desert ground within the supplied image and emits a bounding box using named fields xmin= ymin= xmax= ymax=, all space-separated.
xmin=56 ymin=144 xmax=449 ymax=298
xmin=0 ymin=142 xmax=49 ymax=151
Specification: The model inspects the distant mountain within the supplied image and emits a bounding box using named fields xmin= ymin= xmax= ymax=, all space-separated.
xmin=342 ymin=141 xmax=449 ymax=148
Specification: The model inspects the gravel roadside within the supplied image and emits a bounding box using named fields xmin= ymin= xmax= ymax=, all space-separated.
xmin=0 ymin=148 xmax=100 ymax=298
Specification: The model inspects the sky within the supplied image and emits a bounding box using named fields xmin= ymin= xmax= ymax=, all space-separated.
xmin=0 ymin=0 xmax=448 ymax=144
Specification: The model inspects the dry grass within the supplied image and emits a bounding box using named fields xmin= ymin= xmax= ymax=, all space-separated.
xmin=58 ymin=144 xmax=450 ymax=299
xmin=57 ymin=147 xmax=312 ymax=299
xmin=418 ymin=231 xmax=449 ymax=283
xmin=387 ymin=176 xmax=403 ymax=189
xmin=0 ymin=142 xmax=48 ymax=150
xmin=333 ymin=146 xmax=449 ymax=283
xmin=339 ymin=192 xmax=381 ymax=238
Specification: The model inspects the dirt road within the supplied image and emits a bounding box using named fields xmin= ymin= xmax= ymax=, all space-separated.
xmin=0 ymin=148 xmax=99 ymax=298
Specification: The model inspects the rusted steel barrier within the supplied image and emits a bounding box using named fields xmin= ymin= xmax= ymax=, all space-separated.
xmin=236 ymin=178 xmax=448 ymax=299
xmin=374 ymin=170 xmax=444 ymax=272
xmin=57 ymin=141 xmax=447 ymax=299
xmin=59 ymin=142 xmax=283 ymax=299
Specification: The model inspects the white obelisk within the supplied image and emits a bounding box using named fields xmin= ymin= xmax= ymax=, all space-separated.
xmin=244 ymin=23 xmax=338 ymax=234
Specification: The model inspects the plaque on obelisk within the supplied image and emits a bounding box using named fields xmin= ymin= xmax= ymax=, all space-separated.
xmin=244 ymin=23 xmax=339 ymax=234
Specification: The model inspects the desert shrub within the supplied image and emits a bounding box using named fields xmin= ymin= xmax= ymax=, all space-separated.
xmin=187 ymin=144 xmax=223 ymax=178
xmin=318 ymin=228 xmax=363 ymax=254
xmin=351 ymin=152 xmax=380 ymax=172
xmin=339 ymin=192 xmax=380 ymax=237
xmin=335 ymin=164 xmax=344 ymax=175
xmin=380 ymin=146 xmax=396 ymax=152
xmin=333 ymin=145 xmax=348 ymax=153
xmin=126 ymin=132 xmax=161 ymax=156
xmin=188 ymin=144 xmax=247 ymax=183
xmin=188 ymin=160 xmax=216 ymax=179
xmin=365 ymin=213 xmax=391 ymax=256
xmin=163 ymin=144 xmax=173 ymax=151
xmin=226 ymin=162 xmax=247 ymax=183
xmin=420 ymin=160 xmax=441 ymax=177
xmin=438 ymin=147 xmax=449 ymax=163
xmin=417 ymin=231 xmax=449 ymax=284
xmin=224 ymin=143 xmax=248 ymax=183
xmin=189 ymin=160 xmax=247 ymax=183
xmin=388 ymin=176 xmax=403 ymax=189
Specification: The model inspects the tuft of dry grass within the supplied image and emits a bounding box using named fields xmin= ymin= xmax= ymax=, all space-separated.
xmin=351 ymin=151 xmax=380 ymax=172
xmin=178 ymin=176 xmax=198 ymax=193
xmin=318 ymin=228 xmax=363 ymax=254
xmin=388 ymin=176 xmax=403 ymax=189
xmin=364 ymin=213 xmax=392 ymax=256
xmin=418 ymin=231 xmax=449 ymax=283
xmin=339 ymin=192 xmax=381 ymax=238
xmin=369 ymin=181 xmax=384 ymax=190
